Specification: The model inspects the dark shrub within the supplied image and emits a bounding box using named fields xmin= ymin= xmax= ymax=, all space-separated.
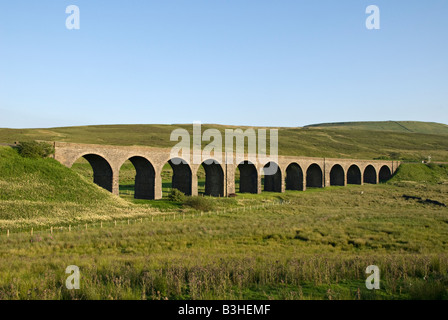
xmin=17 ymin=141 xmax=55 ymax=159
xmin=168 ymin=188 xmax=186 ymax=202
xmin=183 ymin=196 xmax=215 ymax=212
xmin=426 ymin=163 xmax=438 ymax=170
xmin=408 ymin=279 xmax=448 ymax=300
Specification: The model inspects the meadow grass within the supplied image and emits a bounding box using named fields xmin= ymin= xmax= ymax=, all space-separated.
xmin=305 ymin=120 xmax=448 ymax=135
xmin=0 ymin=183 xmax=447 ymax=300
xmin=1 ymin=146 xmax=448 ymax=300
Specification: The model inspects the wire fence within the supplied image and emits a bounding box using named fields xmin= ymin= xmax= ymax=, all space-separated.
xmin=1 ymin=200 xmax=291 ymax=239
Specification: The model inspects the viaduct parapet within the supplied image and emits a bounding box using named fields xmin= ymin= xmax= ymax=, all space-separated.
xmin=54 ymin=142 xmax=400 ymax=199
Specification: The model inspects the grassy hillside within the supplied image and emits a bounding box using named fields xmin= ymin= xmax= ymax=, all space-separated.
xmin=390 ymin=163 xmax=448 ymax=185
xmin=0 ymin=183 xmax=447 ymax=299
xmin=305 ymin=121 xmax=448 ymax=135
xmin=0 ymin=146 xmax=158 ymax=229
xmin=1 ymin=122 xmax=448 ymax=161
xmin=2 ymin=140 xmax=447 ymax=229
xmin=1 ymin=145 xmax=448 ymax=299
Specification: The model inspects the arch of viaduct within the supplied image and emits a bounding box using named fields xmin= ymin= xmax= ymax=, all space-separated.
xmin=54 ymin=142 xmax=400 ymax=199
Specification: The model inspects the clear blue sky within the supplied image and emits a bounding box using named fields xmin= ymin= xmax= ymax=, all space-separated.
xmin=0 ymin=0 xmax=447 ymax=128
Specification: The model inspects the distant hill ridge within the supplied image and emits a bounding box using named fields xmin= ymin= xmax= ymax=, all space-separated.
xmin=304 ymin=121 xmax=448 ymax=135
xmin=0 ymin=121 xmax=448 ymax=161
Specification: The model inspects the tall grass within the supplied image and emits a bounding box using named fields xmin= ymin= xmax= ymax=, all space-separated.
xmin=1 ymin=146 xmax=447 ymax=300
xmin=0 ymin=200 xmax=447 ymax=299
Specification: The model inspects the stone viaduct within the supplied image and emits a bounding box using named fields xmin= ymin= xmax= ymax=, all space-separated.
xmin=53 ymin=142 xmax=400 ymax=199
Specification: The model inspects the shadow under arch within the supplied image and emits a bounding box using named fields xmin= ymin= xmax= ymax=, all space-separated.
xmin=286 ymin=163 xmax=303 ymax=191
xmin=200 ymin=159 xmax=224 ymax=197
xmin=364 ymin=165 xmax=377 ymax=184
xmin=121 ymin=156 xmax=156 ymax=200
xmin=78 ymin=154 xmax=113 ymax=192
xmin=237 ymin=161 xmax=258 ymax=194
xmin=168 ymin=158 xmax=192 ymax=196
xmin=347 ymin=165 xmax=362 ymax=185
xmin=306 ymin=163 xmax=323 ymax=188
xmin=379 ymin=165 xmax=392 ymax=182
xmin=263 ymin=162 xmax=281 ymax=192
xmin=330 ymin=164 xmax=345 ymax=186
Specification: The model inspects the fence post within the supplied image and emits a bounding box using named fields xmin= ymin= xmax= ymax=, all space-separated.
xmin=7 ymin=230 xmax=9 ymax=237
xmin=51 ymin=226 xmax=53 ymax=235
xmin=85 ymin=224 xmax=87 ymax=230
xmin=101 ymin=222 xmax=103 ymax=228
xmin=69 ymin=225 xmax=71 ymax=232
xmin=31 ymin=228 xmax=33 ymax=236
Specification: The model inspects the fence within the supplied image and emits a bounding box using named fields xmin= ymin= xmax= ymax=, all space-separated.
xmin=1 ymin=200 xmax=291 ymax=238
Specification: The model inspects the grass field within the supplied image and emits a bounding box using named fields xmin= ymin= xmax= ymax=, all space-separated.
xmin=0 ymin=144 xmax=447 ymax=300
xmin=0 ymin=183 xmax=447 ymax=300
xmin=305 ymin=121 xmax=448 ymax=135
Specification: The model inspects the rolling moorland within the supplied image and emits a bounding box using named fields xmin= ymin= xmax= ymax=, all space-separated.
xmin=1 ymin=120 xmax=448 ymax=161
xmin=0 ymin=121 xmax=447 ymax=300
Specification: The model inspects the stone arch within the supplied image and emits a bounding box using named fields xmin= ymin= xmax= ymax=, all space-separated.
xmin=263 ymin=162 xmax=281 ymax=192
xmin=330 ymin=164 xmax=345 ymax=186
xmin=306 ymin=163 xmax=323 ymax=188
xmin=363 ymin=165 xmax=377 ymax=184
xmin=168 ymin=158 xmax=192 ymax=196
xmin=237 ymin=161 xmax=258 ymax=193
xmin=285 ymin=163 xmax=303 ymax=191
xmin=347 ymin=165 xmax=362 ymax=185
xmin=77 ymin=154 xmax=113 ymax=192
xmin=200 ymin=159 xmax=224 ymax=197
xmin=379 ymin=165 xmax=392 ymax=182
xmin=120 ymin=156 xmax=155 ymax=200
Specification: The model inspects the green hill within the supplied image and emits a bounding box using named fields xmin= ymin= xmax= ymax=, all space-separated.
xmin=0 ymin=146 xmax=153 ymax=230
xmin=305 ymin=121 xmax=448 ymax=135
xmin=0 ymin=121 xmax=448 ymax=161
xmin=0 ymin=151 xmax=447 ymax=299
xmin=389 ymin=162 xmax=448 ymax=185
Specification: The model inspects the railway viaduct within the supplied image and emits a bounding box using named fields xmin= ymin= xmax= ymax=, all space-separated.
xmin=53 ymin=142 xmax=400 ymax=199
